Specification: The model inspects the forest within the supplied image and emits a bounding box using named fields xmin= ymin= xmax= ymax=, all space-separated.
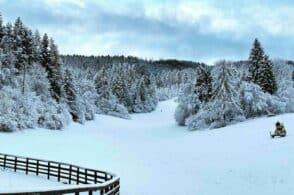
xmin=0 ymin=14 xmax=198 ymax=131
xmin=0 ymin=14 xmax=293 ymax=132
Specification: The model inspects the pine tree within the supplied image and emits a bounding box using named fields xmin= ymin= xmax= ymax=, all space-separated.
xmin=63 ymin=69 xmax=84 ymax=123
xmin=21 ymin=28 xmax=34 ymax=94
xmin=248 ymin=38 xmax=277 ymax=94
xmin=209 ymin=61 xmax=244 ymax=123
xmin=23 ymin=29 xmax=34 ymax=65
xmin=187 ymin=61 xmax=245 ymax=130
xmin=95 ymin=68 xmax=110 ymax=99
xmin=257 ymin=55 xmax=277 ymax=94
xmin=49 ymin=38 xmax=63 ymax=102
xmin=40 ymin=33 xmax=50 ymax=70
xmin=195 ymin=67 xmax=212 ymax=103
xmin=40 ymin=34 xmax=63 ymax=102
xmin=33 ymin=30 xmax=41 ymax=62
xmin=1 ymin=23 xmax=15 ymax=69
xmin=0 ymin=13 xmax=4 ymax=44
xmin=248 ymin=38 xmax=264 ymax=83
xmin=13 ymin=17 xmax=26 ymax=71
xmin=133 ymin=74 xmax=158 ymax=113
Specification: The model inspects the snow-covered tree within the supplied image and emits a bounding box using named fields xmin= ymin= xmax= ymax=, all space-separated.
xmin=0 ymin=13 xmax=4 ymax=44
xmin=187 ymin=61 xmax=245 ymax=130
xmin=48 ymin=38 xmax=63 ymax=102
xmin=256 ymin=55 xmax=277 ymax=94
xmin=248 ymin=38 xmax=264 ymax=83
xmin=94 ymin=68 xmax=130 ymax=119
xmin=175 ymin=82 xmax=201 ymax=126
xmin=133 ymin=74 xmax=158 ymax=113
xmin=63 ymin=69 xmax=85 ymax=124
xmin=0 ymin=23 xmax=15 ymax=69
xmin=248 ymin=38 xmax=277 ymax=94
xmin=195 ymin=66 xmax=212 ymax=103
xmin=33 ymin=30 xmax=41 ymax=62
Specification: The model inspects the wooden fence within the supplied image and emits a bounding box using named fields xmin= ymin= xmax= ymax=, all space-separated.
xmin=0 ymin=153 xmax=120 ymax=195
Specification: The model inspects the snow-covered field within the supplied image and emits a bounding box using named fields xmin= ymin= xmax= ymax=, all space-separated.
xmin=0 ymin=168 xmax=65 ymax=192
xmin=0 ymin=99 xmax=293 ymax=195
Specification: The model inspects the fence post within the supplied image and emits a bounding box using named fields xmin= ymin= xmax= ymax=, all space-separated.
xmin=47 ymin=162 xmax=50 ymax=179
xmin=3 ymin=154 xmax=6 ymax=168
xmin=25 ymin=158 xmax=29 ymax=174
xmin=77 ymin=167 xmax=80 ymax=184
xmin=104 ymin=173 xmax=108 ymax=181
xmin=85 ymin=169 xmax=88 ymax=184
xmin=94 ymin=171 xmax=97 ymax=183
xmin=14 ymin=156 xmax=17 ymax=172
xmin=36 ymin=160 xmax=39 ymax=175
xmin=58 ymin=163 xmax=61 ymax=181
xmin=69 ymin=165 xmax=72 ymax=184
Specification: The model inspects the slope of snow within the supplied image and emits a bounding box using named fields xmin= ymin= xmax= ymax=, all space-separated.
xmin=0 ymin=99 xmax=293 ymax=195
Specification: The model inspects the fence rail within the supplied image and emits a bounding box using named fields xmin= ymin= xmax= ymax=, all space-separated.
xmin=0 ymin=153 xmax=120 ymax=195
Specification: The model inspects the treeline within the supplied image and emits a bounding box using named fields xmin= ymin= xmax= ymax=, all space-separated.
xmin=176 ymin=39 xmax=294 ymax=130
xmin=62 ymin=55 xmax=204 ymax=72
xmin=62 ymin=55 xmax=202 ymax=100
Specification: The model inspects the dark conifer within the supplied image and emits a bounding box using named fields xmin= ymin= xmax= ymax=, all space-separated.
xmin=0 ymin=13 xmax=4 ymax=43
xmin=248 ymin=38 xmax=277 ymax=94
xmin=257 ymin=55 xmax=277 ymax=94
xmin=63 ymin=69 xmax=80 ymax=122
xmin=195 ymin=67 xmax=212 ymax=103
xmin=248 ymin=38 xmax=264 ymax=83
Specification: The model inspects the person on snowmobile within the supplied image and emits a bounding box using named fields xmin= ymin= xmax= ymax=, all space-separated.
xmin=271 ymin=121 xmax=286 ymax=138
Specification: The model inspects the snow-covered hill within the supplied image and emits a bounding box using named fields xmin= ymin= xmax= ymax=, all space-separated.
xmin=0 ymin=99 xmax=293 ymax=195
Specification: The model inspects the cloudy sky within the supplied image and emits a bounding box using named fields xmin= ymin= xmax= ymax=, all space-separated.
xmin=1 ymin=0 xmax=294 ymax=64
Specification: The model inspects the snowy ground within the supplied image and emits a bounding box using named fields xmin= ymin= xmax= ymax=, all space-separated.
xmin=0 ymin=99 xmax=293 ymax=195
xmin=0 ymin=168 xmax=65 ymax=192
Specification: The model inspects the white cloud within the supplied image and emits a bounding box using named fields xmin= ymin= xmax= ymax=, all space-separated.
xmin=43 ymin=0 xmax=86 ymax=8
xmin=143 ymin=1 xmax=294 ymax=37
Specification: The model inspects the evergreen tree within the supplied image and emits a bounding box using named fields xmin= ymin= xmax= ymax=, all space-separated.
xmin=49 ymin=38 xmax=63 ymax=102
xmin=33 ymin=30 xmax=41 ymax=62
xmin=21 ymin=28 xmax=34 ymax=94
xmin=248 ymin=38 xmax=264 ymax=83
xmin=94 ymin=68 xmax=130 ymax=119
xmin=248 ymin=38 xmax=277 ymax=94
xmin=257 ymin=55 xmax=277 ymax=94
xmin=40 ymin=34 xmax=63 ymax=101
xmin=1 ymin=23 xmax=15 ymax=69
xmin=23 ymin=29 xmax=34 ymax=65
xmin=133 ymin=74 xmax=158 ymax=113
xmin=175 ymin=81 xmax=201 ymax=126
xmin=195 ymin=67 xmax=212 ymax=103
xmin=40 ymin=33 xmax=50 ymax=70
xmin=111 ymin=70 xmax=129 ymax=105
xmin=95 ymin=68 xmax=110 ymax=99
xmin=187 ymin=61 xmax=245 ymax=130
xmin=0 ymin=13 xmax=4 ymax=44
xmin=209 ymin=61 xmax=244 ymax=125
xmin=13 ymin=17 xmax=27 ymax=71
xmin=63 ymin=69 xmax=84 ymax=123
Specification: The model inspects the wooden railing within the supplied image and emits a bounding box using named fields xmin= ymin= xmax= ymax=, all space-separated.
xmin=0 ymin=153 xmax=120 ymax=195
